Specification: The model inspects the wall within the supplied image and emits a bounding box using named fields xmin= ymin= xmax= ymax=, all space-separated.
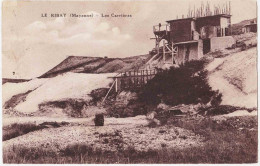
xmin=188 ymin=43 xmax=199 ymax=61
xmin=176 ymin=45 xmax=185 ymax=64
xmin=196 ymin=16 xmax=221 ymax=32
xmin=200 ymin=26 xmax=218 ymax=39
xmin=251 ymin=24 xmax=257 ymax=32
xmin=247 ymin=24 xmax=257 ymax=33
xmin=210 ymin=36 xmax=235 ymax=51
xmin=169 ymin=19 xmax=192 ymax=43
xmin=198 ymin=40 xmax=204 ymax=58
xmin=176 ymin=42 xmax=199 ymax=64
xmin=220 ymin=17 xmax=229 ymax=28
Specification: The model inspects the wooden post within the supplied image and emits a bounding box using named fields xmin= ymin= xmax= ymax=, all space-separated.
xmin=102 ymin=79 xmax=116 ymax=103
xmin=157 ymin=39 xmax=160 ymax=54
xmin=141 ymin=70 xmax=144 ymax=86
xmin=115 ymin=78 xmax=118 ymax=92
xmin=163 ymin=40 xmax=165 ymax=63
xmin=171 ymin=42 xmax=174 ymax=65
xmin=134 ymin=71 xmax=136 ymax=87
xmin=146 ymin=70 xmax=148 ymax=83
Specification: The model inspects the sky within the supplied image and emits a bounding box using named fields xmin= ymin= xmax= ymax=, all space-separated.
xmin=2 ymin=0 xmax=257 ymax=79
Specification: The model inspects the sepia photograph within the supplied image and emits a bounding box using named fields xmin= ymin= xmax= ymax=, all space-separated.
xmin=1 ymin=0 xmax=258 ymax=164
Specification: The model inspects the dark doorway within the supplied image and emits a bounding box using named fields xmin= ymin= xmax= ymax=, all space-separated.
xmin=185 ymin=45 xmax=190 ymax=62
xmin=203 ymin=39 xmax=210 ymax=54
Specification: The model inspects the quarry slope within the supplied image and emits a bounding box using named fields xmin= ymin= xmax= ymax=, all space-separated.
xmin=3 ymin=47 xmax=257 ymax=116
xmin=206 ymin=47 xmax=257 ymax=109
xmin=39 ymin=54 xmax=151 ymax=78
xmin=3 ymin=73 xmax=116 ymax=113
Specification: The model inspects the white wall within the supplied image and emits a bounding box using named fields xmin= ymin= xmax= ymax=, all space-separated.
xmin=220 ymin=17 xmax=229 ymax=28
xmin=210 ymin=36 xmax=235 ymax=51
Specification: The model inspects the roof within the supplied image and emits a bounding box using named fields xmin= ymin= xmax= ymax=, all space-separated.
xmin=174 ymin=40 xmax=198 ymax=45
xmin=244 ymin=23 xmax=257 ymax=27
xmin=196 ymin=14 xmax=232 ymax=19
xmin=166 ymin=17 xmax=195 ymax=23
xmin=166 ymin=14 xmax=231 ymax=23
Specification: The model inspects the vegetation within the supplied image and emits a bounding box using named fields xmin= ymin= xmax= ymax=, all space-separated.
xmin=3 ymin=123 xmax=46 ymax=141
xmin=198 ymin=105 xmax=255 ymax=116
xmin=139 ymin=60 xmax=222 ymax=106
xmin=3 ymin=116 xmax=257 ymax=164
xmin=3 ymin=122 xmax=66 ymax=141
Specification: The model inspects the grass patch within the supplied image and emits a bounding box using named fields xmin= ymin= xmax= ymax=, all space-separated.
xmin=3 ymin=123 xmax=47 ymax=141
xmin=198 ymin=105 xmax=255 ymax=116
xmin=2 ymin=122 xmax=67 ymax=141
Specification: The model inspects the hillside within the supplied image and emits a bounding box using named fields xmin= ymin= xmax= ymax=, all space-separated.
xmin=39 ymin=54 xmax=152 ymax=78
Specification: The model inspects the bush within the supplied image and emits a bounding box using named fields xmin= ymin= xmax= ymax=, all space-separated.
xmin=138 ymin=60 xmax=222 ymax=106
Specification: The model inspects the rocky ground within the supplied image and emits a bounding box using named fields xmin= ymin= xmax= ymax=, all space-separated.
xmin=3 ymin=115 xmax=203 ymax=154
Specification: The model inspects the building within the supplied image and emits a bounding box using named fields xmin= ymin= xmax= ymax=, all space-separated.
xmin=151 ymin=13 xmax=235 ymax=66
xmin=242 ymin=20 xmax=257 ymax=33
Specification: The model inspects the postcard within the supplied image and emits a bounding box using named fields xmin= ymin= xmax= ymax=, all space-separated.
xmin=2 ymin=0 xmax=257 ymax=164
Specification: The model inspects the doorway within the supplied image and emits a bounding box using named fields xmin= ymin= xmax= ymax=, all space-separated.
xmin=203 ymin=39 xmax=210 ymax=54
xmin=185 ymin=45 xmax=190 ymax=62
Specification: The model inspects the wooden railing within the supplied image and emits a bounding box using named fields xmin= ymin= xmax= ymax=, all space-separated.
xmin=116 ymin=69 xmax=158 ymax=78
xmin=153 ymin=24 xmax=170 ymax=32
xmin=109 ymin=69 xmax=160 ymax=92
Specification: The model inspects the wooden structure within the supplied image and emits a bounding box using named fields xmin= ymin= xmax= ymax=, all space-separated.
xmin=110 ymin=69 xmax=158 ymax=92
xmin=149 ymin=1 xmax=233 ymax=66
xmin=102 ymin=69 xmax=159 ymax=103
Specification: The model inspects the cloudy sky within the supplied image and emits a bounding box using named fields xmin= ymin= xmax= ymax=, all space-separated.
xmin=2 ymin=0 xmax=257 ymax=79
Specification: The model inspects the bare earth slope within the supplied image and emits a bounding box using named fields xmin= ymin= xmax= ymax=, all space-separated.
xmin=206 ymin=47 xmax=257 ymax=109
xmin=3 ymin=73 xmax=116 ymax=114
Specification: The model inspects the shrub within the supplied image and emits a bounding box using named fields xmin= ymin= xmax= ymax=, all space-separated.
xmin=138 ymin=60 xmax=222 ymax=106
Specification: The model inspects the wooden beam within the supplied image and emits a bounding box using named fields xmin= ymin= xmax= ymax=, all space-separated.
xmin=102 ymin=79 xmax=116 ymax=103
xmin=171 ymin=42 xmax=174 ymax=65
xmin=115 ymin=78 xmax=118 ymax=92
